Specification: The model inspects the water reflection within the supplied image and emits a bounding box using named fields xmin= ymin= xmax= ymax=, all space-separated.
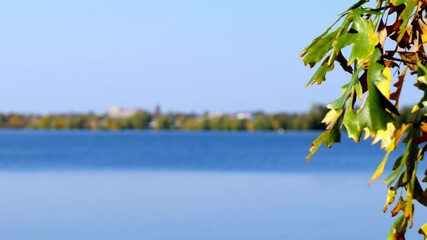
xmin=0 ymin=171 xmax=414 ymax=240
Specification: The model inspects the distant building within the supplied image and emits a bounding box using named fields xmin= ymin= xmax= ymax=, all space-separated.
xmin=235 ymin=112 xmax=253 ymax=120
xmin=207 ymin=112 xmax=225 ymax=119
xmin=154 ymin=105 xmax=161 ymax=117
xmin=107 ymin=107 xmax=141 ymax=118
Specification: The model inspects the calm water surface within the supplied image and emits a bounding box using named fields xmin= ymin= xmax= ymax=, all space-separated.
xmin=0 ymin=131 xmax=424 ymax=239
xmin=0 ymin=130 xmax=387 ymax=171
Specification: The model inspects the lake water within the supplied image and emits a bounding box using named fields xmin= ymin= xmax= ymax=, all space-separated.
xmin=0 ymin=130 xmax=425 ymax=239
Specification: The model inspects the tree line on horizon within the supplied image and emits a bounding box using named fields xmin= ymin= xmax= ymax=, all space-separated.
xmin=0 ymin=104 xmax=412 ymax=131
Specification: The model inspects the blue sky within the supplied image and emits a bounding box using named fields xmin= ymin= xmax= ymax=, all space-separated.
xmin=0 ymin=0 xmax=419 ymax=114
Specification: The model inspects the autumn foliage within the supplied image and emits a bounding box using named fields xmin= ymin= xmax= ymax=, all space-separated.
xmin=301 ymin=0 xmax=427 ymax=238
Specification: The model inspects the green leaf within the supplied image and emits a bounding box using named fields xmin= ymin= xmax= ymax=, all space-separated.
xmin=350 ymin=13 xmax=379 ymax=63
xmin=365 ymin=49 xmax=399 ymax=112
xmin=390 ymin=0 xmax=406 ymax=6
xmin=385 ymin=135 xmax=417 ymax=186
xmin=414 ymin=178 xmax=427 ymax=206
xmin=337 ymin=10 xmax=379 ymax=65
xmin=358 ymin=50 xmax=397 ymax=130
xmin=305 ymin=59 xmax=335 ymax=87
xmin=417 ymin=64 xmax=427 ymax=86
xmin=384 ymin=155 xmax=404 ymax=187
xmin=396 ymin=0 xmax=417 ymax=42
xmin=368 ymin=56 xmax=388 ymax=85
xmin=349 ymin=85 xmax=394 ymax=138
xmin=387 ymin=214 xmax=407 ymax=240
xmin=343 ymin=107 xmax=363 ymax=142
xmin=344 ymin=0 xmax=369 ymax=12
xmin=327 ymin=94 xmax=348 ymax=110
xmin=327 ymin=67 xmax=364 ymax=111
xmin=306 ymin=125 xmax=341 ymax=161
xmin=393 ymin=156 xmax=404 ymax=171
xmin=411 ymin=87 xmax=427 ymax=112
xmin=301 ymin=30 xmax=339 ymax=68
xmin=341 ymin=51 xmax=398 ymax=150
xmin=385 ymin=165 xmax=404 ymax=186
xmin=354 ymin=80 xmax=363 ymax=99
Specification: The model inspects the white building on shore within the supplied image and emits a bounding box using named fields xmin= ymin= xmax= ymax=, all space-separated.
xmin=235 ymin=112 xmax=253 ymax=120
xmin=107 ymin=107 xmax=141 ymax=118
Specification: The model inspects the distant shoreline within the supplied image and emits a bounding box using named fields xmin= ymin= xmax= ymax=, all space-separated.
xmin=0 ymin=103 xmax=411 ymax=131
xmin=0 ymin=104 xmax=329 ymax=131
xmin=0 ymin=128 xmax=322 ymax=133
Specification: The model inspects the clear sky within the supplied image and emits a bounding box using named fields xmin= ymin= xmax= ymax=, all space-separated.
xmin=0 ymin=0 xmax=420 ymax=114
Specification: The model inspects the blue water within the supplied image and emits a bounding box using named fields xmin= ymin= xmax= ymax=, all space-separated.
xmin=0 ymin=130 xmax=424 ymax=239
xmin=0 ymin=130 xmax=387 ymax=171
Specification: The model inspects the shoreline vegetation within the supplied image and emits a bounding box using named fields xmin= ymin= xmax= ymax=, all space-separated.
xmin=0 ymin=104 xmax=411 ymax=131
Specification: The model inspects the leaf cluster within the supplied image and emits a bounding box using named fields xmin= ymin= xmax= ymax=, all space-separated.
xmin=301 ymin=0 xmax=427 ymax=238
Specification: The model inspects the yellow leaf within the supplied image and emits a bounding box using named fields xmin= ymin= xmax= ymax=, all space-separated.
xmin=363 ymin=127 xmax=371 ymax=140
xmin=321 ymin=109 xmax=343 ymax=129
xmin=384 ymin=187 xmax=396 ymax=212
xmin=412 ymin=104 xmax=421 ymax=113
xmin=377 ymin=67 xmax=393 ymax=99
xmin=405 ymin=189 xmax=414 ymax=228
xmin=372 ymin=122 xmax=396 ymax=151
xmin=370 ymin=151 xmax=390 ymax=184
xmin=395 ymin=124 xmax=411 ymax=146
xmin=419 ymin=223 xmax=427 ymax=238
xmin=420 ymin=19 xmax=427 ymax=44
xmin=391 ymin=197 xmax=406 ymax=217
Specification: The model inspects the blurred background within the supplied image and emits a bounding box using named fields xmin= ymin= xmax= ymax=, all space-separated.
xmin=0 ymin=1 xmax=424 ymax=239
